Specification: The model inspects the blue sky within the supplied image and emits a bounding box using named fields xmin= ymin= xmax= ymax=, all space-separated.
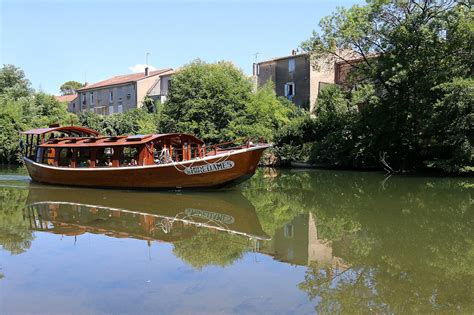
xmin=1 ymin=0 xmax=363 ymax=94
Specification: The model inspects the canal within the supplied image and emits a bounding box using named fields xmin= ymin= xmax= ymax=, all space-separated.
xmin=0 ymin=167 xmax=472 ymax=314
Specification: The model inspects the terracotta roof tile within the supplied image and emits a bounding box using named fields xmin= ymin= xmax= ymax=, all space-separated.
xmin=55 ymin=94 xmax=78 ymax=102
xmin=77 ymin=69 xmax=172 ymax=91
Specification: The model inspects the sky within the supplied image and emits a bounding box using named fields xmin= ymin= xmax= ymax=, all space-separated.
xmin=1 ymin=0 xmax=363 ymax=95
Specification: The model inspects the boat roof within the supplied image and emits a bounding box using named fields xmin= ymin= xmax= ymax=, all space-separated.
xmin=39 ymin=133 xmax=204 ymax=148
xmin=22 ymin=126 xmax=100 ymax=136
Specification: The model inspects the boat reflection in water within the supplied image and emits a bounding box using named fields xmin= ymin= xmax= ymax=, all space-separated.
xmin=24 ymin=186 xmax=270 ymax=248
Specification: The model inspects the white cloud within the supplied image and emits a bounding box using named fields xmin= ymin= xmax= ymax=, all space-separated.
xmin=128 ymin=64 xmax=157 ymax=73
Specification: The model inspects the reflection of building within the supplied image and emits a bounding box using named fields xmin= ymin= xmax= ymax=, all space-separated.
xmin=261 ymin=213 xmax=347 ymax=269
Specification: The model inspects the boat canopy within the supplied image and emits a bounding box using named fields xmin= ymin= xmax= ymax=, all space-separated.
xmin=39 ymin=133 xmax=205 ymax=148
xmin=21 ymin=126 xmax=100 ymax=137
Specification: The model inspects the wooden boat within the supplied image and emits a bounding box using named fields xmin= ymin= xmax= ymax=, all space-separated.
xmin=21 ymin=125 xmax=270 ymax=189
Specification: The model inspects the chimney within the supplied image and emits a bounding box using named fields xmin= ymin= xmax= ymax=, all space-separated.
xmin=292 ymin=49 xmax=297 ymax=56
xmin=145 ymin=67 xmax=149 ymax=76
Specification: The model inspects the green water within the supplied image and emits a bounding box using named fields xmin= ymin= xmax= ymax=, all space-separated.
xmin=0 ymin=167 xmax=472 ymax=314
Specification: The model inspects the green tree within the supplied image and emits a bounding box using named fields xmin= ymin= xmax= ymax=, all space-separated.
xmin=301 ymin=0 xmax=473 ymax=172
xmin=0 ymin=188 xmax=34 ymax=255
xmin=0 ymin=64 xmax=32 ymax=100
xmin=172 ymin=229 xmax=248 ymax=270
xmin=59 ymin=80 xmax=83 ymax=95
xmin=229 ymin=81 xmax=298 ymax=141
xmin=160 ymin=60 xmax=253 ymax=143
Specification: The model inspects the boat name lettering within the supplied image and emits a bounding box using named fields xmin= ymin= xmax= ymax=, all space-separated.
xmin=184 ymin=161 xmax=235 ymax=175
xmin=185 ymin=208 xmax=235 ymax=225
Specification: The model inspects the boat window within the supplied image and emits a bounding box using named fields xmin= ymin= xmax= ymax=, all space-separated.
xmin=77 ymin=148 xmax=92 ymax=168
xmin=36 ymin=148 xmax=44 ymax=163
xmin=96 ymin=147 xmax=114 ymax=167
xmin=42 ymin=148 xmax=55 ymax=165
xmin=58 ymin=148 xmax=73 ymax=167
xmin=120 ymin=146 xmax=139 ymax=166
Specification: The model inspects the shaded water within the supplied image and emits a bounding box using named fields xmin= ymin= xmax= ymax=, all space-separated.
xmin=0 ymin=167 xmax=472 ymax=314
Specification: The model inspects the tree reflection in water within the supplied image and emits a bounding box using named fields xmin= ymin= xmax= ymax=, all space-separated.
xmin=0 ymin=188 xmax=34 ymax=255
xmin=243 ymin=169 xmax=474 ymax=313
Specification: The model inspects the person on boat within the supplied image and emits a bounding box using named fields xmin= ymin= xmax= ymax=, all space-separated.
xmin=159 ymin=148 xmax=172 ymax=164
xmin=129 ymin=159 xmax=138 ymax=166
xmin=106 ymin=157 xmax=112 ymax=167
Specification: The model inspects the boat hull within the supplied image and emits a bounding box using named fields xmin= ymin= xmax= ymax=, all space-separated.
xmin=24 ymin=146 xmax=267 ymax=189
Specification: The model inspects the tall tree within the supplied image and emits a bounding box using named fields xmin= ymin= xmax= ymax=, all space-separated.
xmin=302 ymin=0 xmax=473 ymax=171
xmin=59 ymin=80 xmax=83 ymax=95
xmin=160 ymin=60 xmax=253 ymax=143
xmin=0 ymin=64 xmax=32 ymax=100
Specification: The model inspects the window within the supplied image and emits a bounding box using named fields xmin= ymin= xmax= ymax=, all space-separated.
xmin=109 ymin=91 xmax=113 ymax=102
xmin=288 ymin=59 xmax=296 ymax=73
xmin=90 ymin=92 xmax=94 ymax=105
xmin=284 ymin=224 xmax=294 ymax=238
xmin=42 ymin=148 xmax=55 ymax=165
xmin=77 ymin=148 xmax=92 ymax=168
xmin=36 ymin=148 xmax=44 ymax=163
xmin=108 ymin=105 xmax=114 ymax=115
xmin=58 ymin=148 xmax=73 ymax=167
xmin=94 ymin=107 xmax=107 ymax=115
xmin=96 ymin=147 xmax=114 ymax=167
xmin=81 ymin=94 xmax=86 ymax=104
xmin=117 ymin=105 xmax=123 ymax=113
xmin=120 ymin=146 xmax=139 ymax=166
xmin=284 ymin=82 xmax=295 ymax=99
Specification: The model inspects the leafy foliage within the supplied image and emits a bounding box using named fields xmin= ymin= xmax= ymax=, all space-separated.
xmin=0 ymin=64 xmax=32 ymax=100
xmin=78 ymin=109 xmax=160 ymax=136
xmin=59 ymin=80 xmax=83 ymax=95
xmin=288 ymin=0 xmax=474 ymax=172
xmin=172 ymin=229 xmax=248 ymax=270
xmin=0 ymin=85 xmax=75 ymax=164
xmin=0 ymin=188 xmax=33 ymax=255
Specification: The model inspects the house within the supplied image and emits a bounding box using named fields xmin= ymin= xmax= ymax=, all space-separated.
xmin=254 ymin=51 xmax=335 ymax=113
xmin=55 ymin=94 xmax=79 ymax=113
xmin=74 ymin=67 xmax=173 ymax=115
xmin=147 ymin=70 xmax=174 ymax=104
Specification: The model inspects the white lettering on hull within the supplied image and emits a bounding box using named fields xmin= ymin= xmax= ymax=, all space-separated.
xmin=184 ymin=160 xmax=235 ymax=175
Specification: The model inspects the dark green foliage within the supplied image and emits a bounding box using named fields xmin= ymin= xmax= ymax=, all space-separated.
xmin=289 ymin=0 xmax=474 ymax=173
xmin=275 ymin=85 xmax=377 ymax=168
xmin=427 ymin=78 xmax=474 ymax=172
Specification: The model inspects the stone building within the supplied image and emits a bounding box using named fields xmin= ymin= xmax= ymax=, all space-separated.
xmin=254 ymin=52 xmax=335 ymax=113
xmin=74 ymin=67 xmax=173 ymax=115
